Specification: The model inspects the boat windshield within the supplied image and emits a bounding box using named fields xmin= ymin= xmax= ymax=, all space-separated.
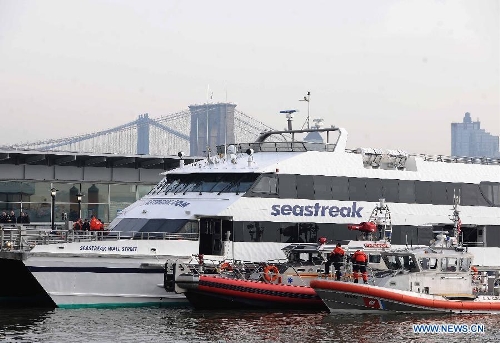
xmin=383 ymin=253 xmax=419 ymax=272
xmin=149 ymin=173 xmax=259 ymax=195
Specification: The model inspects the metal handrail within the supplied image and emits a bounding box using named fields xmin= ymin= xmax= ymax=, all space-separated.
xmin=0 ymin=224 xmax=199 ymax=252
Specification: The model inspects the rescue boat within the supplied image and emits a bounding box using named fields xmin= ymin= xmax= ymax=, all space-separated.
xmin=310 ymin=197 xmax=500 ymax=314
xmin=170 ymin=243 xmax=328 ymax=310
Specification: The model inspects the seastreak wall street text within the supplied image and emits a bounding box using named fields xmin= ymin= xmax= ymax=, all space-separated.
xmin=271 ymin=202 xmax=364 ymax=218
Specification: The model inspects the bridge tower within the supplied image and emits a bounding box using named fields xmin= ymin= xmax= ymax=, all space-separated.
xmin=189 ymin=103 xmax=237 ymax=156
xmin=136 ymin=113 xmax=150 ymax=155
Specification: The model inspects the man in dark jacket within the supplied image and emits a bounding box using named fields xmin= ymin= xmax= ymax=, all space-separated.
xmin=17 ymin=212 xmax=28 ymax=223
xmin=82 ymin=219 xmax=90 ymax=231
xmin=6 ymin=211 xmax=17 ymax=224
xmin=331 ymin=243 xmax=345 ymax=281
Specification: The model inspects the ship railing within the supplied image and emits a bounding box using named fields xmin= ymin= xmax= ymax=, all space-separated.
xmin=234 ymin=141 xmax=337 ymax=153
xmin=0 ymin=224 xmax=199 ymax=252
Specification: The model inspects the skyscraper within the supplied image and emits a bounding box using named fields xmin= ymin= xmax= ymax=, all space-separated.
xmin=451 ymin=112 xmax=500 ymax=157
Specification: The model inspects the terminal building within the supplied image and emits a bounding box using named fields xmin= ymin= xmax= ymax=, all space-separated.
xmin=0 ymin=150 xmax=198 ymax=225
xmin=451 ymin=112 xmax=500 ymax=158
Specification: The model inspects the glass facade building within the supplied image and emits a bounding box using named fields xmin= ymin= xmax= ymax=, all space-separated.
xmin=0 ymin=149 xmax=195 ymax=225
xmin=451 ymin=112 xmax=500 ymax=157
xmin=0 ymin=181 xmax=154 ymax=223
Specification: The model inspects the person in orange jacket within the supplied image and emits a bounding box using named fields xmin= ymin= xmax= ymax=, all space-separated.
xmin=331 ymin=243 xmax=345 ymax=280
xmin=352 ymin=249 xmax=368 ymax=284
xmin=90 ymin=215 xmax=104 ymax=231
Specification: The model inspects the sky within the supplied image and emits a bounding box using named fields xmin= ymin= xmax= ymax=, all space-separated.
xmin=0 ymin=0 xmax=499 ymax=155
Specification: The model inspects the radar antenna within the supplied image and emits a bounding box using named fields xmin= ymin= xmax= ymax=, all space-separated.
xmin=280 ymin=109 xmax=297 ymax=131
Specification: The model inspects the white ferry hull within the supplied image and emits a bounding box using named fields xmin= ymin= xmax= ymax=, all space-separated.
xmin=26 ymin=258 xmax=186 ymax=309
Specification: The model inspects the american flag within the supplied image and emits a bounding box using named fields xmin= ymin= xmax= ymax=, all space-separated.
xmin=457 ymin=219 xmax=462 ymax=233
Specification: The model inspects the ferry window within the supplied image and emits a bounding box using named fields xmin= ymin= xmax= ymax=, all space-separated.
xmin=331 ymin=177 xmax=349 ymax=201
xmin=181 ymin=179 xmax=200 ymax=194
xmin=278 ymin=174 xmax=297 ymax=199
xmin=297 ymin=175 xmax=314 ymax=199
xmin=251 ymin=175 xmax=277 ymax=194
xmin=479 ymin=182 xmax=500 ymax=206
xmin=348 ymin=178 xmax=366 ymax=201
xmin=313 ymin=175 xmax=332 ymax=200
xmin=492 ymin=184 xmax=500 ymax=206
xmin=196 ymin=174 xmax=225 ymax=193
xmin=431 ymin=182 xmax=448 ymax=205
xmin=150 ymin=179 xmax=167 ymax=195
xmin=365 ymin=178 xmax=382 ymax=202
xmin=170 ymin=174 xmax=196 ymax=194
xmin=462 ymin=183 xmax=489 ymax=206
xmin=399 ymin=180 xmax=416 ymax=203
xmin=164 ymin=178 xmax=180 ymax=194
xmin=415 ymin=181 xmax=432 ymax=204
xmin=227 ymin=174 xmax=259 ymax=193
xmin=382 ymin=179 xmax=399 ymax=203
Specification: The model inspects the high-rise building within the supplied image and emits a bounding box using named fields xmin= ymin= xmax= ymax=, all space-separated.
xmin=451 ymin=112 xmax=500 ymax=157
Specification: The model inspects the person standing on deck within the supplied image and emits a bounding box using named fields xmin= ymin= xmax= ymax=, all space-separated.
xmin=352 ymin=249 xmax=368 ymax=284
xmin=90 ymin=215 xmax=103 ymax=231
xmin=331 ymin=243 xmax=345 ymax=281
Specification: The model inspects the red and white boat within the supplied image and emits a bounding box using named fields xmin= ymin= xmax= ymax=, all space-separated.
xmin=171 ymin=244 xmax=328 ymax=310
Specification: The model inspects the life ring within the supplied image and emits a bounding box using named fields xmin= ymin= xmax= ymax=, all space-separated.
xmin=263 ymin=265 xmax=279 ymax=282
xmin=220 ymin=262 xmax=233 ymax=271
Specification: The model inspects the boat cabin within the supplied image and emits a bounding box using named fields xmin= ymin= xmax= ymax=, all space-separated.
xmin=376 ymin=247 xmax=474 ymax=296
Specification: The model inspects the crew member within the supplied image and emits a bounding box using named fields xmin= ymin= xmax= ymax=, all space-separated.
xmin=352 ymin=249 xmax=368 ymax=284
xmin=331 ymin=243 xmax=345 ymax=281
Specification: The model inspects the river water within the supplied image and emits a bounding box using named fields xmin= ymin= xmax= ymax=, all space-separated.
xmin=0 ymin=307 xmax=497 ymax=342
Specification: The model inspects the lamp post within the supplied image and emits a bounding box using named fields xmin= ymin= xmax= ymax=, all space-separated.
xmin=50 ymin=188 xmax=58 ymax=230
xmin=76 ymin=192 xmax=83 ymax=219
xmin=299 ymin=91 xmax=311 ymax=129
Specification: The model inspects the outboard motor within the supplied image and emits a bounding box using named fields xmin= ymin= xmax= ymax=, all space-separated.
xmin=164 ymin=261 xmax=176 ymax=292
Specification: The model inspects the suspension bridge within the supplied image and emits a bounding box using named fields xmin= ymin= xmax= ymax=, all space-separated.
xmin=5 ymin=103 xmax=277 ymax=156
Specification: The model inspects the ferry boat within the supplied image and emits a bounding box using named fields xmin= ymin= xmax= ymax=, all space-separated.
xmin=1 ymin=119 xmax=499 ymax=308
